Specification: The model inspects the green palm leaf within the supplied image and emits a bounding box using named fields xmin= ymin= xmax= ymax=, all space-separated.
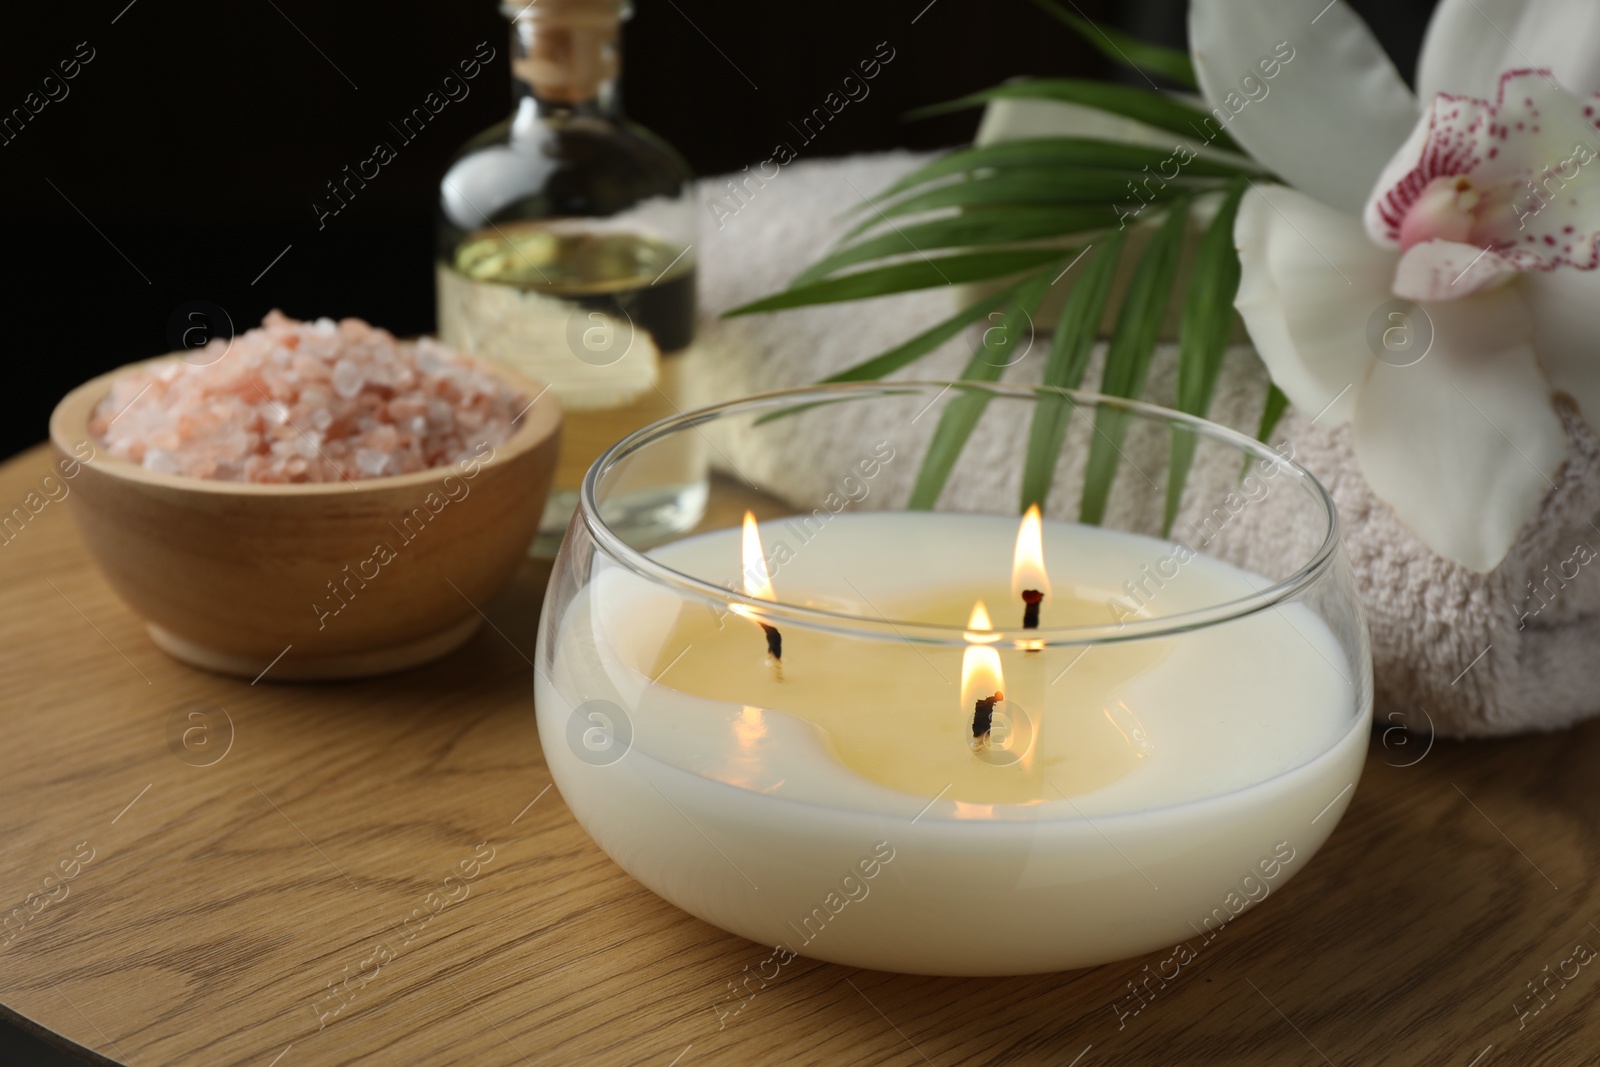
xmin=908 ymin=272 xmax=1054 ymax=509
xmin=866 ymin=138 xmax=1264 ymax=206
xmin=726 ymin=248 xmax=1071 ymax=316
xmin=910 ymin=80 xmax=1242 ymax=157
xmin=723 ymin=12 xmax=1272 ymax=520
xmin=1079 ymin=197 xmax=1191 ymax=524
xmin=1256 ymin=384 xmax=1289 ymax=443
xmin=793 ymin=206 xmax=1120 ymax=287
xmin=1020 ymin=232 xmax=1127 ymax=511
xmin=841 ymin=167 xmax=1196 ymax=242
xmin=1241 ymin=383 xmax=1291 ymax=477
xmin=817 ymin=274 xmax=1043 ymax=383
xmin=1026 ymin=0 xmax=1198 ymax=87
xmin=1164 ymin=182 xmax=1246 ymax=533
xmin=750 ymin=274 xmax=1052 ymax=427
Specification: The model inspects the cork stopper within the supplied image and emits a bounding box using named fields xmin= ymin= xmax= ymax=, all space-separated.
xmin=505 ymin=0 xmax=627 ymax=104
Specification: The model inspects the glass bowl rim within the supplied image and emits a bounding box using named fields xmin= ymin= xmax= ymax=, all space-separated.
xmin=578 ymin=381 xmax=1342 ymax=648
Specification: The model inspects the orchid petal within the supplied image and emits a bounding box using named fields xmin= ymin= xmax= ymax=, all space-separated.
xmin=1189 ymin=0 xmax=1416 ymax=214
xmin=1391 ymin=240 xmax=1521 ymax=301
xmin=1526 ymin=267 xmax=1600 ymax=424
xmin=1234 ymin=185 xmax=1395 ymax=426
xmin=1351 ymin=285 xmax=1565 ymax=572
xmin=1419 ymin=0 xmax=1600 ymax=101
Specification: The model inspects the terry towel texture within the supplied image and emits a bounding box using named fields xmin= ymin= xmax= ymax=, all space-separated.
xmin=691 ymin=151 xmax=1600 ymax=737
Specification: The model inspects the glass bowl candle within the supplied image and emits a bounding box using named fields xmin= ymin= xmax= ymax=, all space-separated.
xmin=534 ymin=382 xmax=1372 ymax=976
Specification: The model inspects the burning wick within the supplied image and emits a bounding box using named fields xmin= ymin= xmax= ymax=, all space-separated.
xmin=1021 ymin=590 xmax=1044 ymax=630
xmin=962 ymin=601 xmax=1005 ymax=752
xmin=759 ymin=622 xmax=782 ymax=665
xmin=735 ymin=511 xmax=783 ymax=680
xmin=1013 ymin=504 xmax=1051 ymax=652
xmin=972 ymin=691 xmax=1004 ymax=745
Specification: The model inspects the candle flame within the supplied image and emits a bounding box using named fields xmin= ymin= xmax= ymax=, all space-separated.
xmin=733 ymin=513 xmax=784 ymax=679
xmin=740 ymin=511 xmax=776 ymax=602
xmin=960 ymin=645 xmax=1004 ymax=707
xmin=963 ymin=599 xmax=1002 ymax=644
xmin=961 ymin=600 xmax=1005 ymax=737
xmin=1011 ymin=504 xmax=1051 ymax=599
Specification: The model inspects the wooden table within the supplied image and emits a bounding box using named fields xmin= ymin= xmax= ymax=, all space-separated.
xmin=1 ymin=443 xmax=1597 ymax=1067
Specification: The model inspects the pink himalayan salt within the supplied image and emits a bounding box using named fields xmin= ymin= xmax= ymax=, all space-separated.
xmin=90 ymin=312 xmax=528 ymax=483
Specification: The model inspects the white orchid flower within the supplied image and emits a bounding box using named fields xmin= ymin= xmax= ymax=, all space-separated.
xmin=1189 ymin=0 xmax=1600 ymax=572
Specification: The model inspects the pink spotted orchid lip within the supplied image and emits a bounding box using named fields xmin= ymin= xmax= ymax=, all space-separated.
xmin=1364 ymin=69 xmax=1600 ymax=301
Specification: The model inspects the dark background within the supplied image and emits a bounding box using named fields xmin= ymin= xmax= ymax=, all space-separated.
xmin=0 ymin=1 xmax=1433 ymax=1062
xmin=0 ymin=0 xmax=1435 ymax=463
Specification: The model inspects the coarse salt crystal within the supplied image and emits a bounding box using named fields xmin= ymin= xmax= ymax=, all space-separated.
xmin=355 ymin=448 xmax=390 ymax=476
xmin=144 ymin=449 xmax=180 ymax=474
xmin=331 ymin=359 xmax=364 ymax=400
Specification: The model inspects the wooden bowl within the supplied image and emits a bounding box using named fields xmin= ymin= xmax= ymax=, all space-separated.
xmin=48 ymin=354 xmax=561 ymax=681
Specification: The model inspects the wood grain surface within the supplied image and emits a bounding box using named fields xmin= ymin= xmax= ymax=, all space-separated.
xmin=1 ymin=442 xmax=1597 ymax=1067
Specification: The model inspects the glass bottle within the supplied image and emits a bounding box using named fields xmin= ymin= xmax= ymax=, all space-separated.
xmin=436 ymin=0 xmax=705 ymax=554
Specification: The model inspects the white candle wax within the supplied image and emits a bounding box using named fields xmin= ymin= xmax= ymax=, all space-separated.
xmin=535 ymin=512 xmax=1371 ymax=975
